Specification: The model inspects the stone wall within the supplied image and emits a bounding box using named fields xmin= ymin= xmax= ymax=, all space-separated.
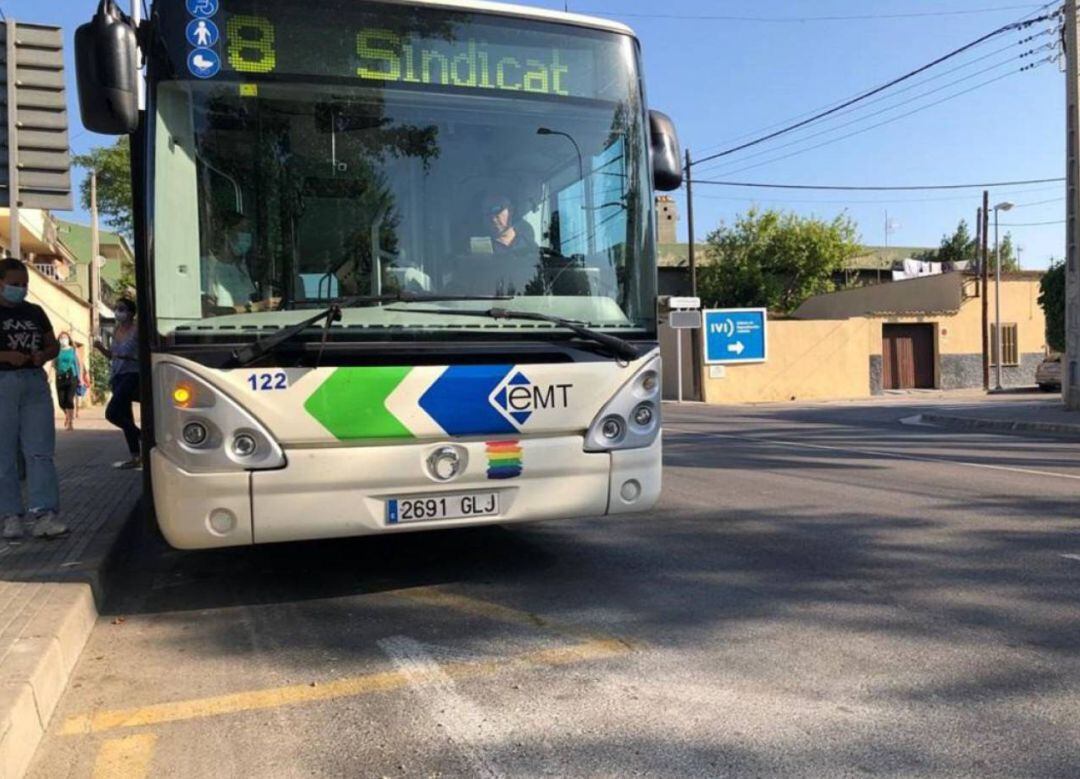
xmin=940 ymin=352 xmax=1043 ymax=390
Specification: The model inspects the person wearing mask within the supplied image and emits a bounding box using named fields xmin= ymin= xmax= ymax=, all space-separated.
xmin=54 ymin=331 xmax=88 ymax=431
xmin=0 ymin=257 xmax=68 ymax=539
xmin=201 ymin=214 xmax=259 ymax=314
xmin=94 ymin=298 xmax=141 ymax=470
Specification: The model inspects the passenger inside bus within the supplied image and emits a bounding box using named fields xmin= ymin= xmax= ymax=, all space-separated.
xmin=201 ymin=213 xmax=261 ymax=315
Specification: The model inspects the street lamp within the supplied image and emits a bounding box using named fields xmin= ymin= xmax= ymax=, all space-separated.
xmin=537 ymin=127 xmax=593 ymax=253
xmin=993 ymin=201 xmax=1014 ymax=390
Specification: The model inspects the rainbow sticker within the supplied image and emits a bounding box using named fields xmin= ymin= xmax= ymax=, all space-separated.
xmin=486 ymin=441 xmax=523 ymax=480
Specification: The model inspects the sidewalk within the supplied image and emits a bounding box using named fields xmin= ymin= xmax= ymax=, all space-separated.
xmin=0 ymin=409 xmax=142 ymax=778
xmin=917 ymin=395 xmax=1080 ymax=438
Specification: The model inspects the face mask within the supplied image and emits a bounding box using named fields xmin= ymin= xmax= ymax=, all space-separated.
xmin=1 ymin=284 xmax=27 ymax=304
xmin=115 ymin=310 xmax=131 ymax=323
xmin=229 ymin=232 xmax=253 ymax=255
xmin=59 ymin=337 xmax=71 ymax=347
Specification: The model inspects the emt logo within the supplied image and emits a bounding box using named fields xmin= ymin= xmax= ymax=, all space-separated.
xmin=490 ymin=371 xmax=572 ymax=427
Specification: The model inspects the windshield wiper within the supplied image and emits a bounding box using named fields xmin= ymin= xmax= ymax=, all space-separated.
xmin=230 ymin=293 xmax=513 ymax=368
xmin=387 ymin=307 xmax=641 ymax=362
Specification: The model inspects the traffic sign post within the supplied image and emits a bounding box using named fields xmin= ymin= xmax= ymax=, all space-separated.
xmin=663 ymin=297 xmax=703 ymax=404
xmin=703 ymin=308 xmax=768 ymax=365
xmin=0 ymin=19 xmax=72 ymax=258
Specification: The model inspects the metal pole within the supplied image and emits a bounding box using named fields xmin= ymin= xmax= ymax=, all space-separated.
xmin=994 ymin=207 xmax=1003 ymax=390
xmin=1066 ymin=0 xmax=1080 ymax=408
xmin=90 ymin=170 xmax=100 ymax=337
xmin=978 ymin=205 xmax=989 ymax=391
xmin=981 ymin=192 xmax=990 ymax=391
xmin=880 ymin=210 xmax=887 ymax=284
xmin=685 ymin=148 xmax=697 ymax=297
xmin=6 ymin=19 xmax=19 ymax=261
xmin=132 ymin=0 xmax=145 ymax=110
xmin=676 ymin=328 xmax=684 ymax=404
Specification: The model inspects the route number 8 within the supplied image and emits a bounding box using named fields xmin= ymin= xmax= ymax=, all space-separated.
xmin=227 ymin=15 xmax=277 ymax=74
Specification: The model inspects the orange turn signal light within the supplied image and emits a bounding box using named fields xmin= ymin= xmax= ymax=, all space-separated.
xmin=172 ymin=386 xmax=193 ymax=407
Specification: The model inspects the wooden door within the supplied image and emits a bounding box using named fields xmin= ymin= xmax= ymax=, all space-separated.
xmin=882 ymin=325 xmax=935 ymax=390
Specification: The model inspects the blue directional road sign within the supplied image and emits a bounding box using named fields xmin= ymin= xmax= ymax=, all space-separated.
xmin=703 ymin=308 xmax=768 ymax=364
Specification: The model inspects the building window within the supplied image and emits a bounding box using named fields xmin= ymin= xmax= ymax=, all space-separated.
xmin=990 ymin=323 xmax=1019 ymax=366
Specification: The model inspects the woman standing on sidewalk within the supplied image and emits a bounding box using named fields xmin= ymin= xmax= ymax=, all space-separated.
xmin=94 ymin=298 xmax=141 ymax=469
xmin=54 ymin=331 xmax=88 ymax=432
xmin=0 ymin=258 xmax=69 ymax=540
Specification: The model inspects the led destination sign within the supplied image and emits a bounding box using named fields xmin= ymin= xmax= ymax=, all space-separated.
xmin=163 ymin=1 xmax=627 ymax=101
xmin=356 ymin=30 xmax=575 ymax=96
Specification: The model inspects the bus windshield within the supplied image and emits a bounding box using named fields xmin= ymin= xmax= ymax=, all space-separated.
xmin=151 ymin=2 xmax=655 ymax=341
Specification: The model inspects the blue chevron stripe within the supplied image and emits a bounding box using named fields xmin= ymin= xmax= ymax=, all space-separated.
xmin=419 ymin=365 xmax=518 ymax=436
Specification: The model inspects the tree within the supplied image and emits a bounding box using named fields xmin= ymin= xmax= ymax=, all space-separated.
xmin=919 ymin=219 xmax=1019 ymax=271
xmin=1039 ymin=260 xmax=1066 ymax=353
xmin=697 ymin=208 xmax=861 ymax=313
xmin=72 ymin=138 xmax=133 ymax=238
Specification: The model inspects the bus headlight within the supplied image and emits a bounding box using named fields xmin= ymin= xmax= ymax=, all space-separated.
xmin=182 ymin=421 xmax=209 ymax=447
xmin=154 ymin=363 xmax=285 ymax=473
xmin=584 ymin=355 xmax=662 ymax=452
xmin=232 ymin=433 xmax=258 ymax=458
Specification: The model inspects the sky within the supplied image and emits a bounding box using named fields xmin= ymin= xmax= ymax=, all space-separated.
xmin=15 ymin=0 xmax=1069 ymax=269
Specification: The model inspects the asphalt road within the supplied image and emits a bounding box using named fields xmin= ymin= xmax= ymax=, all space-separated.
xmin=29 ymin=397 xmax=1080 ymax=778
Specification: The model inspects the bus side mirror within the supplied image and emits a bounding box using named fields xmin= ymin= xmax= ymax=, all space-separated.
xmin=649 ymin=110 xmax=682 ymax=192
xmin=75 ymin=1 xmax=139 ymax=135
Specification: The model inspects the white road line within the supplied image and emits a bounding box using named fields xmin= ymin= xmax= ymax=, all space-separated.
xmin=1061 ymin=554 xmax=1080 ymax=563
xmin=665 ymin=426 xmax=1080 ymax=482
xmin=378 ymin=636 xmax=505 ymax=779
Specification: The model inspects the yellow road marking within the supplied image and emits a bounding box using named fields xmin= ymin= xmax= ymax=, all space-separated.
xmin=91 ymin=734 xmax=158 ymax=778
xmin=394 ymin=587 xmax=551 ymax=629
xmin=62 ymin=638 xmax=628 ymax=736
xmin=393 ymin=587 xmax=639 ymax=648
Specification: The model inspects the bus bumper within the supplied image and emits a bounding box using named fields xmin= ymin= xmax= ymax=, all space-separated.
xmin=151 ymin=436 xmax=661 ymax=549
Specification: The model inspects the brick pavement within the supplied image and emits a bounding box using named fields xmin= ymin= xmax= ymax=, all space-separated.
xmin=0 ymin=409 xmax=143 ymax=778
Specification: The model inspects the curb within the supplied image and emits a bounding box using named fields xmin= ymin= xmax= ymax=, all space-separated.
xmin=0 ymin=585 xmax=97 ymax=779
xmin=0 ymin=498 xmax=144 ymax=779
xmin=918 ymin=413 xmax=1080 ymax=438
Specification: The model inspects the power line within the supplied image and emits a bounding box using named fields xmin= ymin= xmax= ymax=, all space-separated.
xmin=702 ymin=64 xmax=1049 ymax=178
xmin=694 ymin=51 xmax=1031 ymax=176
xmin=694 ymin=34 xmax=1043 ymax=158
xmin=692 ymin=177 xmax=1066 ymax=191
xmin=1012 ymin=195 xmax=1067 ymax=207
xmin=693 ymin=185 xmax=1065 ymax=207
xmin=999 ymin=219 xmax=1067 ymax=225
xmin=689 ymin=8 xmax=1062 ymax=167
xmin=693 ymin=1 xmax=1059 ymax=157
xmin=582 ymin=4 xmax=1045 ymax=22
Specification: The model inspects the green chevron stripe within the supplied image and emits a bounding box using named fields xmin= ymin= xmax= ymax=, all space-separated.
xmin=304 ymin=367 xmax=414 ymax=440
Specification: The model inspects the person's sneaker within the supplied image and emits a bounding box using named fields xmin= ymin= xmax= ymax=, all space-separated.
xmin=112 ymin=456 xmax=142 ymax=471
xmin=31 ymin=513 xmax=69 ymax=539
xmin=2 ymin=516 xmax=23 ymax=540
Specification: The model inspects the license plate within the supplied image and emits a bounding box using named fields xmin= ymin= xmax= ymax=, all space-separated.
xmin=386 ymin=492 xmax=500 ymax=525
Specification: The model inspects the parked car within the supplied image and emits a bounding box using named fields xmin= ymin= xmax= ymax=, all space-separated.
xmin=1036 ymin=354 xmax=1062 ymax=392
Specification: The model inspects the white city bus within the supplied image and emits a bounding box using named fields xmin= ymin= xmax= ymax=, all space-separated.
xmin=75 ymin=0 xmax=682 ymax=549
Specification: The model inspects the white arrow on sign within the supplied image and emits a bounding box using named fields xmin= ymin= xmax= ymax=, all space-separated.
xmin=727 ymin=342 xmax=745 ymax=355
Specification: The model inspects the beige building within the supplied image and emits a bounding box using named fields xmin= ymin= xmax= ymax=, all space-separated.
xmin=700 ymin=271 xmax=1048 ymax=404
xmin=1 ymin=208 xmax=95 ymax=404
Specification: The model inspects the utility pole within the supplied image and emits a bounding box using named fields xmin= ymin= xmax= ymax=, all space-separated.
xmin=1065 ymin=0 xmax=1080 ymax=408
xmin=977 ymin=205 xmax=988 ymax=391
xmin=684 ymin=148 xmax=701 ymax=401
xmin=881 ymin=211 xmax=888 ymax=284
xmin=981 ymin=192 xmax=990 ymax=392
xmin=90 ymin=169 xmax=100 ymax=337
xmin=685 ymin=148 xmax=697 ymax=297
